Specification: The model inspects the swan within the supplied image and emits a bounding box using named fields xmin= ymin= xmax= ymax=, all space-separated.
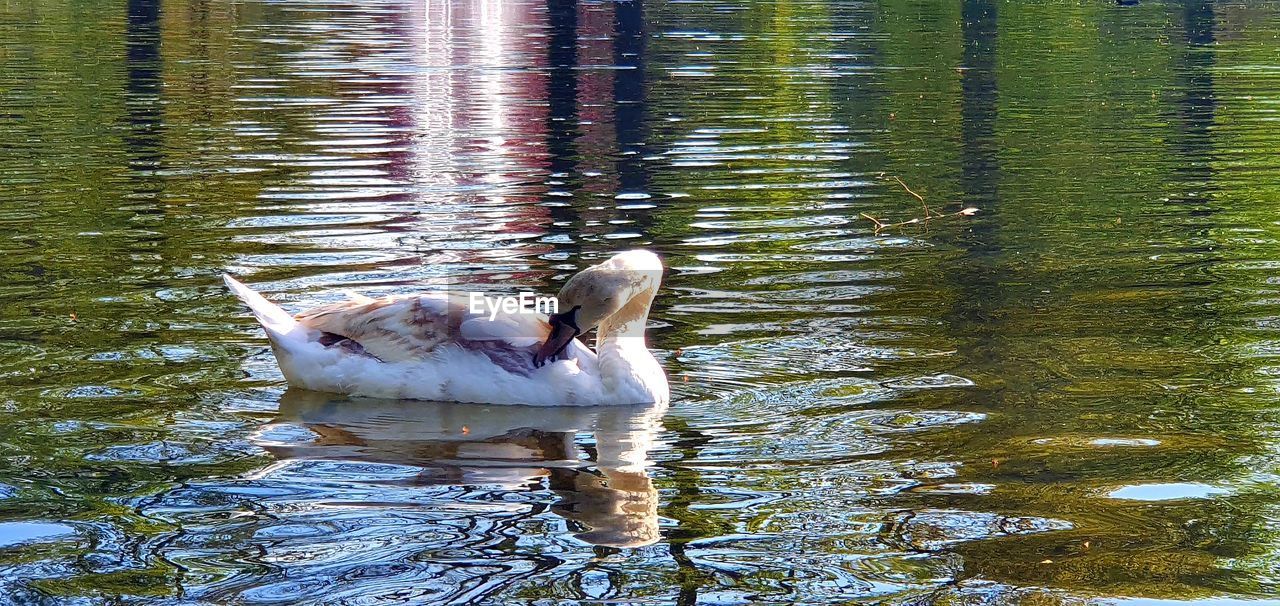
xmin=224 ymin=249 xmax=669 ymax=406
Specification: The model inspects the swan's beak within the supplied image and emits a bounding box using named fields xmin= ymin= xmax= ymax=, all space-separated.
xmin=534 ymin=306 xmax=581 ymax=367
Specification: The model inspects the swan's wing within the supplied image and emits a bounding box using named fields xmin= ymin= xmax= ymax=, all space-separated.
xmin=294 ymin=293 xmax=593 ymax=373
xmin=294 ymin=293 xmax=494 ymax=362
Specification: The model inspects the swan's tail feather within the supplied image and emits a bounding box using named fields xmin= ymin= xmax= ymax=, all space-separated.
xmin=223 ymin=274 xmax=302 ymax=344
xmin=225 ymin=275 xmax=324 ymax=390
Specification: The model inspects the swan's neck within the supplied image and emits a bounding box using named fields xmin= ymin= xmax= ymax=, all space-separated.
xmin=595 ymin=286 xmax=655 ymax=345
xmin=593 ymin=294 xmax=668 ymax=404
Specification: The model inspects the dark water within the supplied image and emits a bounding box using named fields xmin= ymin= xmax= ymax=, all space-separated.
xmin=3 ymin=0 xmax=1280 ymax=603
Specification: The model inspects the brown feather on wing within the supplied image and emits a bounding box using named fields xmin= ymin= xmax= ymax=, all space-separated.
xmin=293 ymin=294 xmax=557 ymax=373
xmin=294 ymin=295 xmax=463 ymax=363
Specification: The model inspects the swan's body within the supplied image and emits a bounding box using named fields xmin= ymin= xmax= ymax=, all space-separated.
xmin=225 ymin=250 xmax=669 ymax=406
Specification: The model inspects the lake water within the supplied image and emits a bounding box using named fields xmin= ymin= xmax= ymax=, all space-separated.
xmin=3 ymin=0 xmax=1280 ymax=603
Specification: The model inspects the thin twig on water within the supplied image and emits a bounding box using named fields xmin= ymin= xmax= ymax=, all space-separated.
xmin=891 ymin=175 xmax=930 ymax=218
xmin=860 ymin=212 xmax=887 ymax=231
xmin=863 ymin=176 xmax=978 ymax=234
xmin=863 ymin=207 xmax=977 ymax=234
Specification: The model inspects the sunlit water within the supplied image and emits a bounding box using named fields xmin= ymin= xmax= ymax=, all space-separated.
xmin=3 ymin=0 xmax=1280 ymax=603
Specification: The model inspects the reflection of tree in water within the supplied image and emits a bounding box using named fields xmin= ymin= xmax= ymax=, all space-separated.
xmin=1176 ymin=1 xmax=1216 ymax=149
xmin=126 ymin=0 xmax=162 ymax=162
xmin=125 ymin=0 xmax=165 ymax=208
xmin=1169 ymin=0 xmax=1217 ymax=213
xmin=543 ymin=0 xmax=584 ymax=250
xmin=541 ymin=0 xmax=656 ymax=250
xmin=950 ymin=0 xmax=1000 ymax=332
xmin=256 ymin=390 xmax=664 ymax=549
xmin=612 ymin=0 xmax=656 ymax=237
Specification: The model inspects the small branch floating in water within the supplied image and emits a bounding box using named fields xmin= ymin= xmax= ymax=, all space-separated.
xmin=892 ymin=175 xmax=930 ymax=218
xmin=864 ymin=174 xmax=979 ymax=234
xmin=863 ymin=207 xmax=980 ymax=234
xmin=860 ymin=212 xmax=886 ymax=231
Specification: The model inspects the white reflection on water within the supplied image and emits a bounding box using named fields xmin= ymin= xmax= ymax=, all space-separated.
xmin=252 ymin=389 xmax=668 ymax=548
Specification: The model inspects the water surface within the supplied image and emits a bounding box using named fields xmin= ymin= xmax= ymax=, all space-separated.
xmin=3 ymin=0 xmax=1280 ymax=603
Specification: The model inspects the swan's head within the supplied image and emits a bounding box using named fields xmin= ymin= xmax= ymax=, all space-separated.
xmin=534 ymin=250 xmax=663 ymax=367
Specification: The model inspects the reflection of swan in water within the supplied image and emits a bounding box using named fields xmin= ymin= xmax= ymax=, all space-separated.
xmin=251 ymin=389 xmax=667 ymax=548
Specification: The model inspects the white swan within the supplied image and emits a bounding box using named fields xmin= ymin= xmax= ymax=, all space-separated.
xmin=225 ymin=250 xmax=669 ymax=406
